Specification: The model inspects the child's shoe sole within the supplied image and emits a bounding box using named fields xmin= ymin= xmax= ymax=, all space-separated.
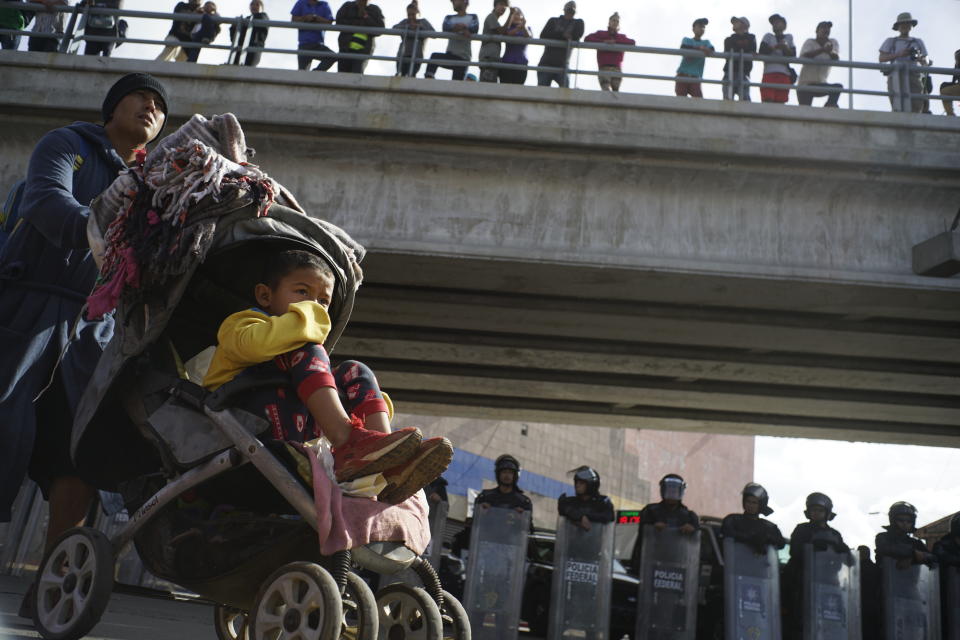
xmin=334 ymin=427 xmax=422 ymax=483
xmin=378 ymin=437 xmax=453 ymax=505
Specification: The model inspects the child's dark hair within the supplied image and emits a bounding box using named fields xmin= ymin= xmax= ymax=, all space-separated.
xmin=261 ymin=249 xmax=335 ymax=290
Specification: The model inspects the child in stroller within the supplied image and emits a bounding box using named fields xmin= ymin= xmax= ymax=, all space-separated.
xmin=29 ymin=115 xmax=468 ymax=640
xmin=201 ymin=247 xmax=453 ymax=504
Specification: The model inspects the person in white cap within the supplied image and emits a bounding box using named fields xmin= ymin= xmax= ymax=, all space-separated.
xmin=722 ymin=16 xmax=756 ymax=101
xmin=879 ymin=11 xmax=928 ymax=112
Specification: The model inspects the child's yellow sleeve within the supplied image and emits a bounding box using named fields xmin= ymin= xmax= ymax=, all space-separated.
xmin=218 ymin=301 xmax=332 ymax=363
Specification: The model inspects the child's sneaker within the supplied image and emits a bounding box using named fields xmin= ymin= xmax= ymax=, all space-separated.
xmin=377 ymin=437 xmax=453 ymax=505
xmin=333 ymin=419 xmax=422 ymax=483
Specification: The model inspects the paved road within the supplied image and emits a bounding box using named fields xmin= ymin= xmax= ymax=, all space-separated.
xmin=0 ymin=575 xmax=214 ymax=640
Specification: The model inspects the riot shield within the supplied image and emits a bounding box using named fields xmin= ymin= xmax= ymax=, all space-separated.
xmin=426 ymin=499 xmax=449 ymax=570
xmin=462 ymin=505 xmax=530 ymax=640
xmin=945 ymin=565 xmax=960 ymax=640
xmin=723 ymin=536 xmax=782 ymax=640
xmin=880 ymin=556 xmax=941 ymax=640
xmin=635 ymin=525 xmax=700 ymax=640
xmin=801 ymin=544 xmax=861 ymax=640
xmin=547 ymin=517 xmax=615 ymax=640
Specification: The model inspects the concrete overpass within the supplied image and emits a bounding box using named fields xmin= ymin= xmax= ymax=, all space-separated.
xmin=2 ymin=52 xmax=959 ymax=447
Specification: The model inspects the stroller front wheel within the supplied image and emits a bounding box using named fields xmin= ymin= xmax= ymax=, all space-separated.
xmin=250 ymin=561 xmax=343 ymax=640
xmin=340 ymin=572 xmax=377 ymax=640
xmin=375 ymin=583 xmax=442 ymax=640
xmin=32 ymin=526 xmax=115 ymax=640
xmin=214 ymin=604 xmax=249 ymax=640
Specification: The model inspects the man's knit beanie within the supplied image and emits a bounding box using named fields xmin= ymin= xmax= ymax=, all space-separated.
xmin=102 ymin=73 xmax=170 ymax=138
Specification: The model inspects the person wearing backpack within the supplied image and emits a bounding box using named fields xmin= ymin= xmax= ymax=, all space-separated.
xmin=80 ymin=0 xmax=122 ymax=56
xmin=0 ymin=73 xmax=169 ymax=619
xmin=0 ymin=0 xmax=31 ymax=50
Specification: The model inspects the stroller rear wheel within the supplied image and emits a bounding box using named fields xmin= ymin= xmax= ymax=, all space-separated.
xmin=375 ymin=584 xmax=442 ymax=640
xmin=340 ymin=572 xmax=377 ymax=640
xmin=250 ymin=561 xmax=343 ymax=640
xmin=214 ymin=604 xmax=249 ymax=640
xmin=32 ymin=527 xmax=114 ymax=640
xmin=437 ymin=590 xmax=469 ymax=640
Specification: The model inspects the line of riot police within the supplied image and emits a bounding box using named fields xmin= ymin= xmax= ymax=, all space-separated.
xmin=437 ymin=455 xmax=959 ymax=640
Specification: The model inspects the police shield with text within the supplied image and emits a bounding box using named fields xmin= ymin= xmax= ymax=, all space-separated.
xmin=549 ymin=466 xmax=616 ymax=640
xmin=462 ymin=454 xmax=532 ymax=640
xmin=876 ymin=501 xmax=941 ymax=640
xmin=787 ymin=492 xmax=861 ymax=640
xmin=631 ymin=474 xmax=700 ymax=639
xmin=722 ymin=483 xmax=786 ymax=640
xmin=933 ymin=513 xmax=960 ymax=640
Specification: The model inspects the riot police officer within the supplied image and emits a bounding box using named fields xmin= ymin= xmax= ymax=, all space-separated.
xmin=785 ymin=492 xmax=851 ymax=638
xmin=933 ymin=512 xmax=960 ymax=566
xmin=875 ymin=501 xmax=935 ymax=567
xmin=629 ymin=473 xmax=699 ymax=574
xmin=721 ymin=482 xmax=785 ymax=552
xmin=557 ymin=465 xmax=614 ymax=531
xmin=453 ymin=454 xmax=532 ymax=555
xmin=934 ymin=513 xmax=960 ymax=638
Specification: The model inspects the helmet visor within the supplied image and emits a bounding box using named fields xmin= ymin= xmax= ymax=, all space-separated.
xmin=661 ymin=477 xmax=684 ymax=500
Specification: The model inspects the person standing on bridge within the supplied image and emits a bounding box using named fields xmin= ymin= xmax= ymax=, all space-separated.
xmin=393 ymin=2 xmax=435 ymax=77
xmin=478 ymin=0 xmax=509 ymax=82
xmin=797 ymin=21 xmax=842 ymax=108
xmin=722 ymin=16 xmax=756 ymax=101
xmin=425 ymin=0 xmax=479 ymax=81
xmin=0 ymin=73 xmax=168 ymax=618
xmin=583 ymin=12 xmax=635 ymax=92
xmin=879 ymin=12 xmax=929 ymax=113
xmin=675 ymin=17 xmax=714 ymax=98
xmin=334 ymin=0 xmax=385 ymax=74
xmin=291 ymin=0 xmax=335 ymax=71
xmin=759 ymin=13 xmax=796 ymax=104
xmin=156 ymin=0 xmax=199 ymax=61
xmin=536 ymin=0 xmax=584 ymax=88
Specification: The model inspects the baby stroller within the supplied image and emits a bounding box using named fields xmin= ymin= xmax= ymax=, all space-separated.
xmin=28 ymin=116 xmax=470 ymax=640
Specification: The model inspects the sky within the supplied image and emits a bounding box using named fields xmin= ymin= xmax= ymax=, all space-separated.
xmin=18 ymin=0 xmax=960 ymax=112
xmin=755 ymin=437 xmax=960 ymax=551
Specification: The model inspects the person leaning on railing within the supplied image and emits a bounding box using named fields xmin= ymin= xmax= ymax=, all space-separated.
xmin=425 ymin=0 xmax=479 ymax=82
xmin=27 ymin=0 xmax=66 ymax=52
xmin=477 ymin=0 xmax=508 ymax=83
xmin=722 ymin=16 xmax=755 ymax=102
xmin=335 ymin=0 xmax=384 ymax=74
xmin=674 ymin=17 xmax=713 ymax=99
xmin=796 ymin=20 xmax=842 ymax=108
xmin=758 ymin=13 xmax=796 ymax=104
xmin=536 ymin=0 xmax=583 ymax=88
xmin=184 ymin=0 xmax=219 ymax=63
xmin=392 ymin=1 xmax=433 ymax=77
xmin=229 ymin=0 xmax=268 ymax=67
xmin=0 ymin=0 xmax=30 ymax=50
xmin=156 ymin=0 xmax=198 ymax=62
xmin=583 ymin=11 xmax=634 ymax=93
xmin=941 ymin=48 xmax=960 ymax=116
xmin=498 ymin=6 xmax=530 ymax=85
xmin=290 ymin=0 xmax=335 ymax=71
xmin=78 ymin=0 xmax=122 ymax=57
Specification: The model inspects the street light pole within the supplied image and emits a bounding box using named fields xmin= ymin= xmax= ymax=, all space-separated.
xmin=848 ymin=0 xmax=854 ymax=108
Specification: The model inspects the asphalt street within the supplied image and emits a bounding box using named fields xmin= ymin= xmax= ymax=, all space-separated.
xmin=0 ymin=575 xmax=214 ymax=640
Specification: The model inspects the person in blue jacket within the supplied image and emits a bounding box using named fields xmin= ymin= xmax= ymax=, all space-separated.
xmin=0 ymin=73 xmax=169 ymax=581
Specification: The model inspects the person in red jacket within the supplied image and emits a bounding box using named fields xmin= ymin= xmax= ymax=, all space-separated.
xmin=583 ymin=12 xmax=634 ymax=92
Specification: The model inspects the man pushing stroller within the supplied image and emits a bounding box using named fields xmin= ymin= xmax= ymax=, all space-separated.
xmin=202 ymin=248 xmax=452 ymax=505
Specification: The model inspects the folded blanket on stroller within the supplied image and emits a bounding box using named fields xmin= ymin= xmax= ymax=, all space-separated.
xmin=294 ymin=441 xmax=431 ymax=556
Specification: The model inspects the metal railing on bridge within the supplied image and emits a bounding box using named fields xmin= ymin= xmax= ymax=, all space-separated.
xmin=1 ymin=0 xmax=957 ymax=114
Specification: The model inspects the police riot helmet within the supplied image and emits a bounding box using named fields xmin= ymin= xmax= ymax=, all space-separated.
xmin=742 ymin=482 xmax=774 ymax=516
xmin=659 ymin=474 xmax=686 ymax=501
xmin=804 ymin=492 xmax=836 ymax=521
xmin=572 ymin=466 xmax=601 ymax=495
xmin=887 ymin=501 xmax=918 ymax=531
xmin=495 ymin=454 xmax=521 ymax=483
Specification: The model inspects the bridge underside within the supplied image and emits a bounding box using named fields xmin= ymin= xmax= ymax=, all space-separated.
xmin=2 ymin=54 xmax=958 ymax=446
xmin=337 ymin=252 xmax=960 ymax=447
